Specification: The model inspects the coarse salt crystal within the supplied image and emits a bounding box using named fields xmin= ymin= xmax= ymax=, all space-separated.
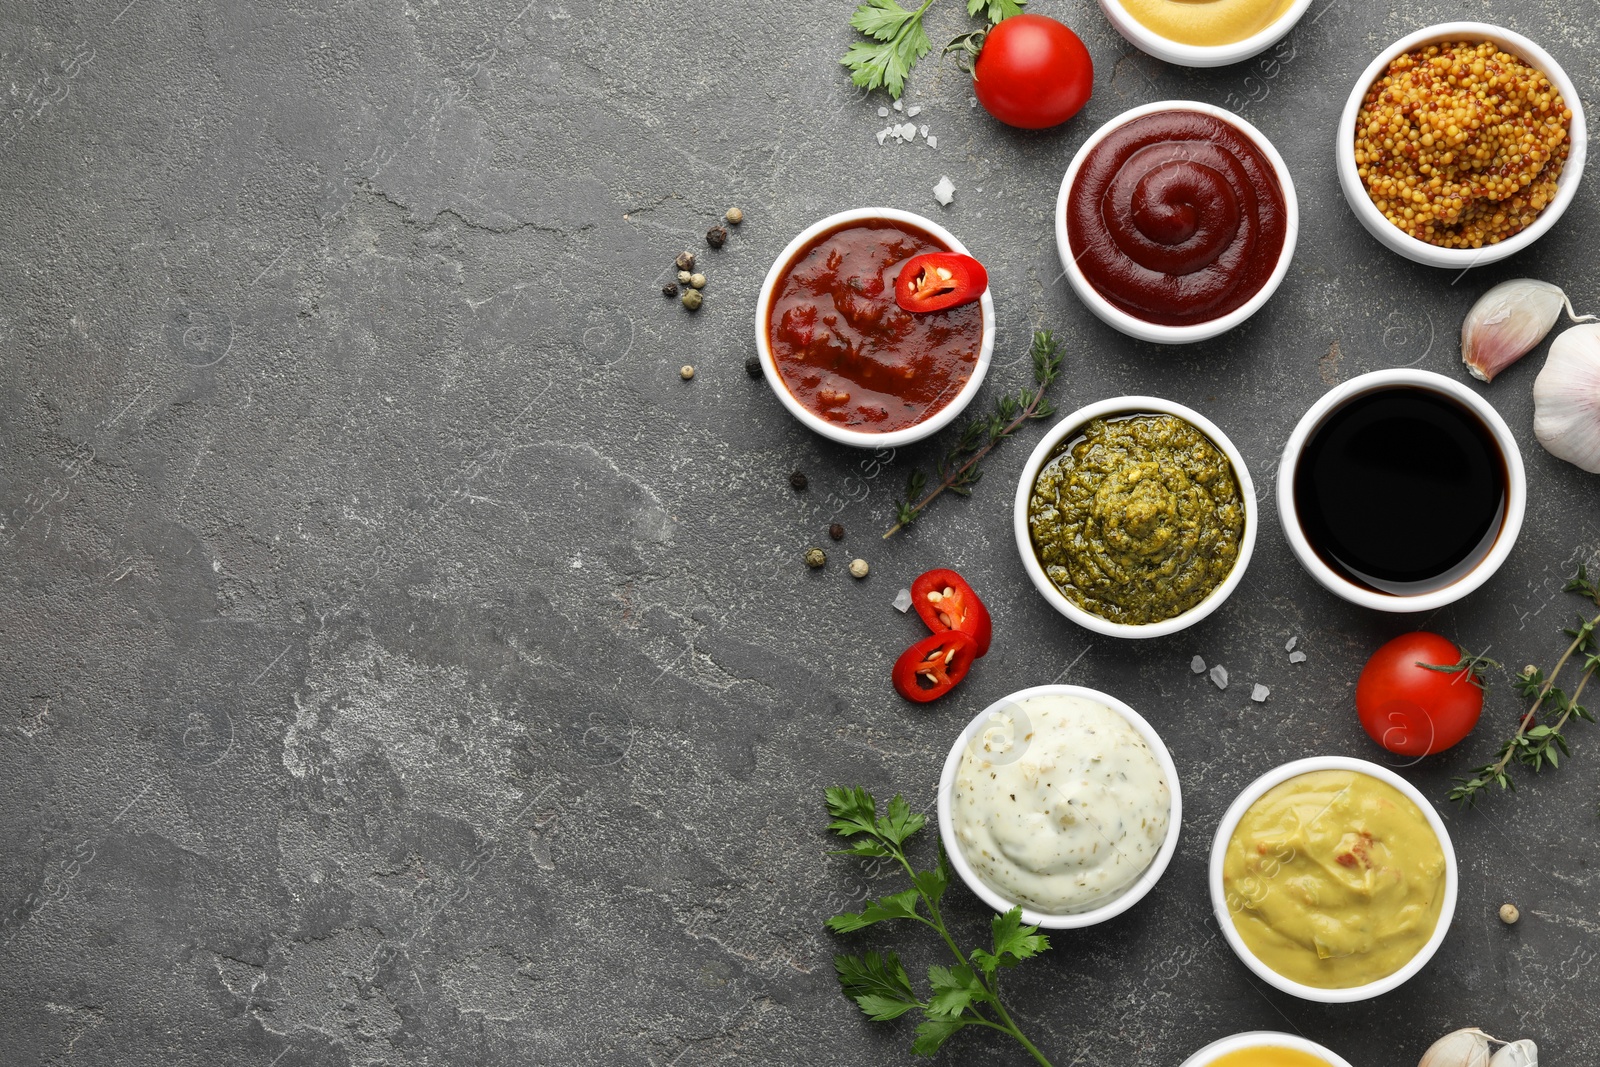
xmin=900 ymin=123 xmax=915 ymax=138
xmin=927 ymin=135 xmax=938 ymax=149
xmin=919 ymin=124 xmax=929 ymax=138
xmin=893 ymin=588 xmax=913 ymax=613
xmin=1251 ymin=684 xmax=1270 ymax=703
xmin=907 ymin=105 xmax=921 ymax=117
xmin=1190 ymin=655 xmax=1206 ymax=675
xmin=1285 ymin=636 xmax=1298 ymax=652
xmin=933 ymin=175 xmax=955 ymax=206
xmin=1210 ymin=665 xmax=1229 ymax=690
xmin=876 ymin=129 xmax=889 ymax=145
xmin=968 ymin=96 xmax=977 ymax=108
xmin=893 ymin=99 xmax=904 ymax=111
xmin=878 ymin=106 xmax=890 ymax=117
xmin=1289 ymin=650 xmax=1308 ymax=664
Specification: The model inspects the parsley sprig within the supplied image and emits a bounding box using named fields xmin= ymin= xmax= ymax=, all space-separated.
xmin=1449 ymin=564 xmax=1600 ymax=806
xmin=884 ymin=329 xmax=1063 ymax=538
xmin=841 ymin=0 xmax=1025 ymax=100
xmin=825 ymin=787 xmax=1055 ymax=1064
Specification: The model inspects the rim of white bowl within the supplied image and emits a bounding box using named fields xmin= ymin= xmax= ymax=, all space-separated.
xmin=1207 ymin=756 xmax=1459 ymax=1003
xmin=1055 ymin=101 xmax=1299 ymax=345
xmin=1276 ymin=368 xmax=1526 ymax=613
xmin=1097 ymin=0 xmax=1313 ymax=68
xmin=1013 ymin=396 xmax=1258 ymax=639
xmin=1336 ymin=22 xmax=1588 ymax=269
xmin=937 ymin=684 xmax=1182 ymax=930
xmin=752 ymin=207 xmax=995 ymax=449
xmin=1179 ymin=1031 xmax=1356 ymax=1067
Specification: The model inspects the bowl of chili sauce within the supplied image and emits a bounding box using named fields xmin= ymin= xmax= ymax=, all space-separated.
xmin=754 ymin=208 xmax=995 ymax=448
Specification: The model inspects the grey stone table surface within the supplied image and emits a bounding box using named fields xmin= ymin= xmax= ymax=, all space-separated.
xmin=2 ymin=0 xmax=1598 ymax=1064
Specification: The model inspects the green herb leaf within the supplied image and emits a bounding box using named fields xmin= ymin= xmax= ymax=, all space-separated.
xmin=991 ymin=906 xmax=1049 ymax=963
xmin=966 ymin=0 xmax=1026 ymax=21
xmin=911 ymin=1016 xmax=971 ymax=1057
xmin=877 ymin=793 xmax=925 ymax=846
xmin=911 ymin=843 xmax=950 ymax=905
xmin=828 ymin=888 xmax=923 ymax=933
xmin=835 ymin=951 xmax=920 ymax=1021
xmin=826 ymin=786 xmax=882 ymax=839
xmin=840 ymin=0 xmax=935 ymax=99
xmin=925 ymin=963 xmax=985 ymax=1016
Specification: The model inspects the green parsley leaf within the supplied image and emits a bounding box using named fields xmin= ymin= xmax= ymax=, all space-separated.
xmin=966 ymin=0 xmax=1026 ymax=21
xmin=911 ymin=1016 xmax=970 ymax=1057
xmin=989 ymin=907 xmax=1050 ymax=964
xmin=925 ymin=963 xmax=985 ymax=1016
xmin=910 ymin=844 xmax=949 ymax=905
xmin=825 ymin=786 xmax=881 ymax=839
xmin=876 ymin=793 xmax=926 ymax=846
xmin=827 ymin=888 xmax=923 ymax=933
xmin=836 ymin=951 xmax=919 ymax=1020
xmin=841 ymin=0 xmax=935 ymax=100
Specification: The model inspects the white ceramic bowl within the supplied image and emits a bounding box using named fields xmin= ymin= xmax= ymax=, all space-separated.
xmin=1180 ymin=1032 xmax=1355 ymax=1067
xmin=1337 ymin=22 xmax=1588 ymax=269
xmin=937 ymin=684 xmax=1182 ymax=930
xmin=1055 ymin=101 xmax=1299 ymax=345
xmin=1014 ymin=396 xmax=1258 ymax=639
xmin=753 ymin=207 xmax=995 ymax=449
xmin=1098 ymin=0 xmax=1311 ymax=68
xmin=1208 ymin=756 xmax=1459 ymax=1003
xmin=1277 ymin=368 xmax=1526 ymax=613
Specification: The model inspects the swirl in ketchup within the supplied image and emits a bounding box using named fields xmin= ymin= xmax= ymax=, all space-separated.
xmin=1068 ymin=111 xmax=1287 ymax=327
xmin=768 ymin=220 xmax=983 ymax=432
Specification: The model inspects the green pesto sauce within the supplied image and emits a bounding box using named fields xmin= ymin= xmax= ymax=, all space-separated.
xmin=1028 ymin=413 xmax=1244 ymax=625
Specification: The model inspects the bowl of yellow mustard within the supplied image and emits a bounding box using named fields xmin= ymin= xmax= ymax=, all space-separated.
xmin=1208 ymin=756 xmax=1458 ymax=1002
xmin=1098 ymin=0 xmax=1312 ymax=68
xmin=1179 ymin=1032 xmax=1354 ymax=1067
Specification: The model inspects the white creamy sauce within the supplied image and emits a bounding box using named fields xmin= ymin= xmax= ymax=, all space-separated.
xmin=952 ymin=693 xmax=1171 ymax=914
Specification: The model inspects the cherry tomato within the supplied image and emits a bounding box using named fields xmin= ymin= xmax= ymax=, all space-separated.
xmin=893 ymin=253 xmax=989 ymax=313
xmin=892 ymin=630 xmax=979 ymax=704
xmin=1355 ymin=632 xmax=1488 ymax=757
xmin=911 ymin=568 xmax=992 ymax=657
xmin=972 ymin=14 xmax=1093 ymax=130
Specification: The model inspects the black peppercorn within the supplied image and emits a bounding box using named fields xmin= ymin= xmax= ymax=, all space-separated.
xmin=745 ymin=355 xmax=762 ymax=379
xmin=789 ymin=470 xmax=808 ymax=491
xmin=706 ymin=225 xmax=728 ymax=249
xmin=829 ymin=523 xmax=844 ymax=541
xmin=675 ymin=251 xmax=696 ymax=272
xmin=662 ymin=282 xmax=678 ymax=297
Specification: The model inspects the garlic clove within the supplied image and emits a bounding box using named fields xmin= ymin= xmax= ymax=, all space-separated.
xmin=1488 ymin=1039 xmax=1538 ymax=1067
xmin=1462 ymin=280 xmax=1577 ymax=382
xmin=1533 ymin=324 xmax=1600 ymax=474
xmin=1419 ymin=1028 xmax=1494 ymax=1067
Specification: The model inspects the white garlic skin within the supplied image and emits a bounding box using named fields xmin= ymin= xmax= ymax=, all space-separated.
xmin=1462 ymin=280 xmax=1572 ymax=382
xmin=1533 ymin=324 xmax=1600 ymax=474
xmin=1418 ymin=1028 xmax=1493 ymax=1067
xmin=1488 ymin=1039 xmax=1537 ymax=1067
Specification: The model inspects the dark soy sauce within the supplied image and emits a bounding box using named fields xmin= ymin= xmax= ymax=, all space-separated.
xmin=1293 ymin=387 xmax=1507 ymax=595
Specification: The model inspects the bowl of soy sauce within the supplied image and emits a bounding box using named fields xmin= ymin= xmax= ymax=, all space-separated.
xmin=1277 ymin=369 xmax=1526 ymax=613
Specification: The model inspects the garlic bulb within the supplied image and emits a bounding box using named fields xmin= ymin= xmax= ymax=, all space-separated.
xmin=1461 ymin=279 xmax=1595 ymax=382
xmin=1419 ymin=1028 xmax=1494 ymax=1067
xmin=1488 ymin=1040 xmax=1538 ymax=1067
xmin=1533 ymin=324 xmax=1600 ymax=474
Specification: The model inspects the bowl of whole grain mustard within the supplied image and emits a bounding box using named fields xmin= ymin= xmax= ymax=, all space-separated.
xmin=1338 ymin=23 xmax=1586 ymax=268
xmin=1013 ymin=396 xmax=1257 ymax=639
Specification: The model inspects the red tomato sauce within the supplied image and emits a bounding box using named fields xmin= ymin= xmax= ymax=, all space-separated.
xmin=1067 ymin=110 xmax=1287 ymax=327
xmin=767 ymin=220 xmax=983 ymax=432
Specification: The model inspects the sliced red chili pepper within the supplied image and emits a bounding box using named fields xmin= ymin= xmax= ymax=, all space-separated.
xmin=893 ymin=253 xmax=989 ymax=313
xmin=911 ymin=568 xmax=992 ymax=658
xmin=892 ymin=630 xmax=979 ymax=704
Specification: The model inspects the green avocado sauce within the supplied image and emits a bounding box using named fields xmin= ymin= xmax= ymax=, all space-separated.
xmin=1027 ymin=413 xmax=1244 ymax=625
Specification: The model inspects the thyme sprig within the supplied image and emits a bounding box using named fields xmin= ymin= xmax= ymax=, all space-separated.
xmin=825 ymin=787 xmax=1055 ymax=1064
xmin=1449 ymin=564 xmax=1600 ymax=806
xmin=883 ymin=329 xmax=1063 ymax=539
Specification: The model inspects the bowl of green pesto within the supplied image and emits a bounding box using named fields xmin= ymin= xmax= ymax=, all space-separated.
xmin=1013 ymin=396 xmax=1258 ymax=638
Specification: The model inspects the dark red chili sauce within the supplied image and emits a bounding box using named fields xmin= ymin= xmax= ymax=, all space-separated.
xmin=767 ymin=219 xmax=983 ymax=432
xmin=1067 ymin=110 xmax=1287 ymax=327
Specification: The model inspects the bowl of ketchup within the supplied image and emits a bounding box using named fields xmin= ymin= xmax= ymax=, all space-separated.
xmin=1055 ymin=101 xmax=1298 ymax=345
xmin=754 ymin=207 xmax=996 ymax=448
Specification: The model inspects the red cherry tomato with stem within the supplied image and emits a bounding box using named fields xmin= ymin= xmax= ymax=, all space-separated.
xmin=1355 ymin=632 xmax=1497 ymax=757
xmin=892 ymin=630 xmax=979 ymax=704
xmin=971 ymin=14 xmax=1093 ymax=130
xmin=911 ymin=568 xmax=993 ymax=657
xmin=894 ymin=253 xmax=989 ymax=313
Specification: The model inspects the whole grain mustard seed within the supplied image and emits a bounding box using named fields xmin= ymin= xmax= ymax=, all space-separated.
xmin=804 ymin=547 xmax=827 ymax=569
xmin=680 ymin=364 xmax=695 ymax=380
xmin=681 ymin=289 xmax=703 ymax=311
xmin=1354 ymin=40 xmax=1571 ymax=248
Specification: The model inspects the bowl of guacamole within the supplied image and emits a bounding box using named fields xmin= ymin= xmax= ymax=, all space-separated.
xmin=1208 ymin=756 xmax=1459 ymax=1002
xmin=1014 ymin=396 xmax=1257 ymax=639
